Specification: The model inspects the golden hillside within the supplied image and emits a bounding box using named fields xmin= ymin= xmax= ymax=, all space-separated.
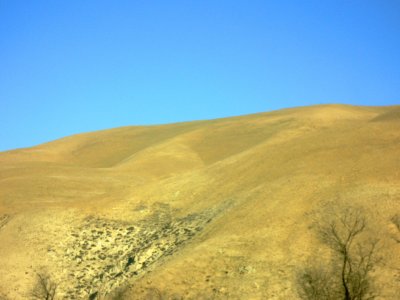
xmin=0 ymin=104 xmax=399 ymax=299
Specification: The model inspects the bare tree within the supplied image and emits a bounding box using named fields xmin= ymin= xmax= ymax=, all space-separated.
xmin=31 ymin=271 xmax=58 ymax=300
xmin=296 ymin=264 xmax=339 ymax=300
xmin=297 ymin=203 xmax=380 ymax=300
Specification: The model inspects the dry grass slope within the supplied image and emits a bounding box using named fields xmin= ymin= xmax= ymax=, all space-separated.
xmin=0 ymin=104 xmax=399 ymax=299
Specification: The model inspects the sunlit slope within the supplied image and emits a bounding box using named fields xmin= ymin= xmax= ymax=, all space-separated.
xmin=0 ymin=104 xmax=399 ymax=299
xmin=121 ymin=104 xmax=400 ymax=299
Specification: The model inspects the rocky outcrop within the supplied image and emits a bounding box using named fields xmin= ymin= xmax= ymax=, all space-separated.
xmin=56 ymin=203 xmax=224 ymax=299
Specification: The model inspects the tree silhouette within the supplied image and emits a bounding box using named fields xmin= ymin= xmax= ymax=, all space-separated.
xmin=297 ymin=203 xmax=380 ymax=300
xmin=31 ymin=271 xmax=57 ymax=300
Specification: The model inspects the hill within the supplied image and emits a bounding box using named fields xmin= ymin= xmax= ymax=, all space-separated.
xmin=0 ymin=104 xmax=399 ymax=299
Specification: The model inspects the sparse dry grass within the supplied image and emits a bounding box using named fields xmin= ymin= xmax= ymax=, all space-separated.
xmin=0 ymin=104 xmax=399 ymax=299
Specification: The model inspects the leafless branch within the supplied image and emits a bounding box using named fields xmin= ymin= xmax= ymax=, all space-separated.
xmin=299 ymin=202 xmax=379 ymax=300
xmin=31 ymin=271 xmax=57 ymax=300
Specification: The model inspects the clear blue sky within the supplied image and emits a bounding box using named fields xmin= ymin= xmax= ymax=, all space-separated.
xmin=1 ymin=0 xmax=399 ymax=151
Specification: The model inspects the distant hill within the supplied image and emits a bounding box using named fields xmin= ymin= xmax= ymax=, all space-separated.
xmin=0 ymin=104 xmax=399 ymax=299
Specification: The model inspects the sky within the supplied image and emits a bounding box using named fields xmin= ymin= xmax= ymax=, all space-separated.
xmin=1 ymin=0 xmax=399 ymax=151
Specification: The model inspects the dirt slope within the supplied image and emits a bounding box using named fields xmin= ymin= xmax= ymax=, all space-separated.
xmin=0 ymin=104 xmax=399 ymax=299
